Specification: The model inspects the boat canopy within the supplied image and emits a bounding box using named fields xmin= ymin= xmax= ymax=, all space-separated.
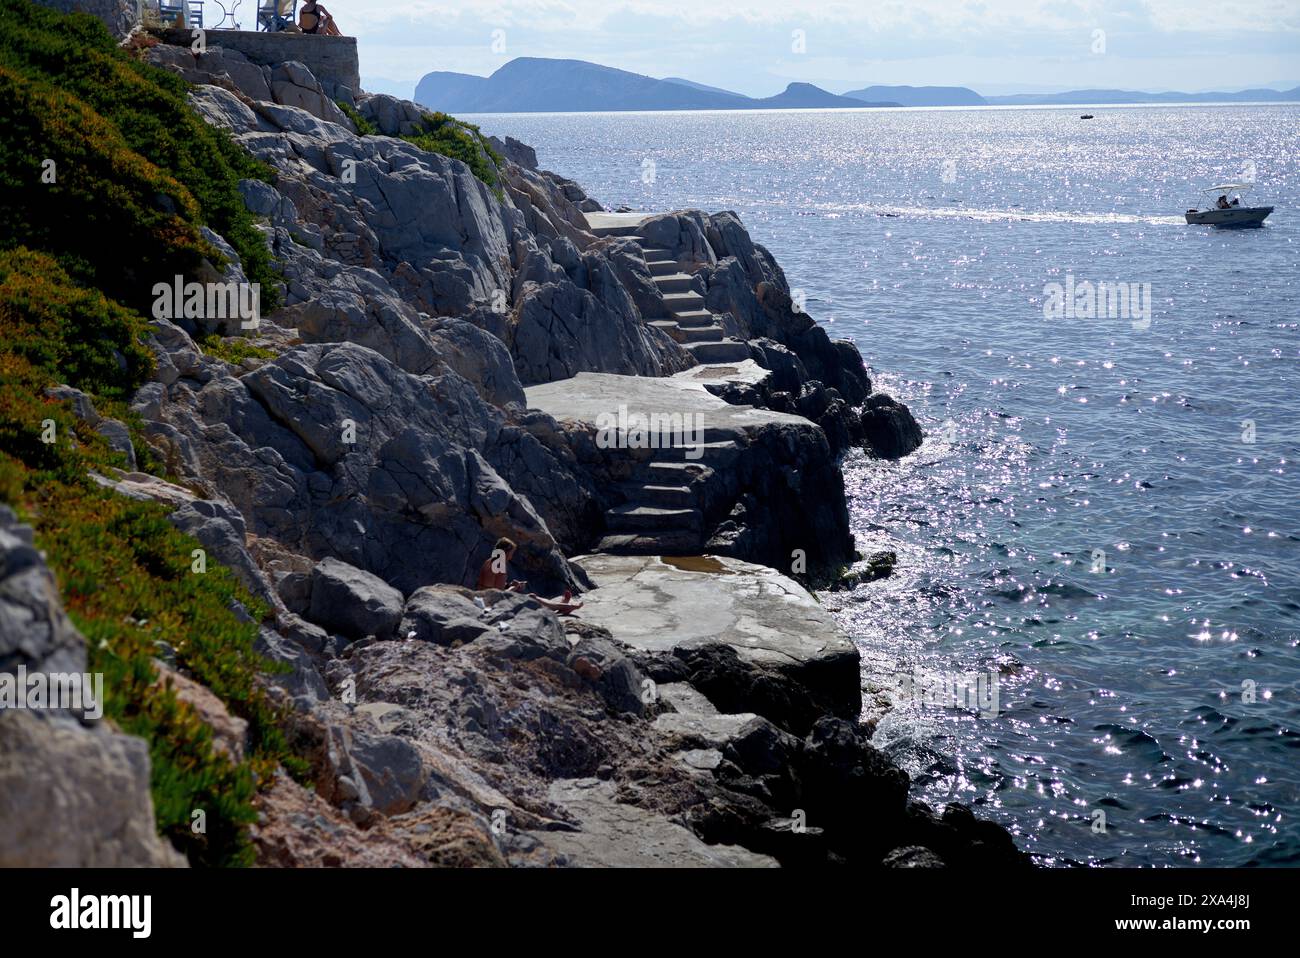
xmin=1205 ymin=182 xmax=1253 ymax=193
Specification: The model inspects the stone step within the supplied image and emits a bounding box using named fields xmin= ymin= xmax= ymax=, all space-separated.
xmin=653 ymin=273 xmax=695 ymax=294
xmin=620 ymin=482 xmax=695 ymax=508
xmin=669 ymin=440 xmax=743 ymax=463
xmin=647 ymin=260 xmax=677 ymax=276
xmin=647 ymin=319 xmax=685 ymax=342
xmin=672 ymin=309 xmax=716 ymax=327
xmin=596 ymin=530 xmax=703 ymax=555
xmin=678 ymin=324 xmax=726 ymax=343
xmin=639 ymin=244 xmax=673 ymax=261
xmin=627 ymin=440 xmax=742 ymax=468
xmin=605 ymin=504 xmax=701 ymax=533
xmin=685 ymin=340 xmax=752 ymax=363
xmin=645 ymin=460 xmax=712 ymax=481
xmin=662 ymin=291 xmax=706 ymax=315
xmin=646 ymin=320 xmax=721 ymax=345
xmin=590 ymin=223 xmax=642 ymax=238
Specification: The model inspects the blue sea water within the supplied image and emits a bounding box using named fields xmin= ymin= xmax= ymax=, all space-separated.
xmin=467 ymin=105 xmax=1300 ymax=867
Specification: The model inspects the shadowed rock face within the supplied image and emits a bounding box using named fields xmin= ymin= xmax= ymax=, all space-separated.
xmin=142 ymin=338 xmax=593 ymax=595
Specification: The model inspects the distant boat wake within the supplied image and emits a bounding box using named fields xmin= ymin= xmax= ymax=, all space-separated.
xmin=811 ymin=204 xmax=1185 ymax=226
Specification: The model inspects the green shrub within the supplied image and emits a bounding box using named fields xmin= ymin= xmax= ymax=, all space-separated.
xmin=401 ymin=111 xmax=504 ymax=194
xmin=198 ymin=332 xmax=276 ymax=365
xmin=0 ymin=0 xmax=279 ymax=310
xmin=336 ymin=99 xmax=375 ymax=136
xmin=0 ymin=248 xmax=154 ymax=400
xmin=0 ymin=2 xmax=310 ymax=867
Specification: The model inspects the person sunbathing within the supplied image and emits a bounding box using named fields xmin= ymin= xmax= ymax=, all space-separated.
xmin=475 ymin=537 xmax=584 ymax=614
xmin=299 ymin=0 xmax=341 ymax=35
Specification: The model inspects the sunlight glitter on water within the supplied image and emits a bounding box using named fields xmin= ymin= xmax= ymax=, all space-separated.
xmin=471 ymin=103 xmax=1300 ymax=866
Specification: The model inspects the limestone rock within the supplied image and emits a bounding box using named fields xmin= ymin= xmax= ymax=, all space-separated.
xmin=529 ymin=778 xmax=777 ymax=868
xmin=0 ymin=711 xmax=185 ymax=867
xmin=308 ymin=557 xmax=405 ymax=641
xmin=0 ymin=507 xmax=83 ymax=676
xmin=573 ymin=554 xmax=861 ymax=730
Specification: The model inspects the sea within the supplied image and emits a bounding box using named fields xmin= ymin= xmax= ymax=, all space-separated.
xmin=466 ymin=104 xmax=1300 ymax=867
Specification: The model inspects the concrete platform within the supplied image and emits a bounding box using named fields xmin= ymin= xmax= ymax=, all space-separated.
xmin=583 ymin=212 xmax=651 ymax=234
xmin=525 ymin=371 xmax=807 ymax=437
xmin=571 ymin=554 xmax=857 ymax=676
xmin=672 ymin=359 xmax=773 ymax=391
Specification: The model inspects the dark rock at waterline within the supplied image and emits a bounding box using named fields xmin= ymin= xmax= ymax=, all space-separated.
xmin=883 ymin=845 xmax=947 ymax=868
xmin=858 ymin=393 xmax=924 ymax=459
xmin=828 ymin=551 xmax=897 ymax=590
xmin=638 ymin=643 xmax=858 ymax=738
xmin=902 ymin=800 xmax=1034 ymax=869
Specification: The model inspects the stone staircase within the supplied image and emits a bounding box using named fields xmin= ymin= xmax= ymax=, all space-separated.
xmin=596 ymin=439 xmax=741 ymax=555
xmin=575 ymin=216 xmax=762 ymax=555
xmin=589 ymin=222 xmax=751 ymax=366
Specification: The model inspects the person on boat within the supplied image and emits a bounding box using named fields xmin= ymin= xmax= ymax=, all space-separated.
xmin=475 ymin=537 xmax=584 ymax=614
xmin=1216 ymin=194 xmax=1230 ymax=209
xmin=299 ymin=0 xmax=341 ymax=35
xmin=1231 ymin=196 xmax=1241 ymax=206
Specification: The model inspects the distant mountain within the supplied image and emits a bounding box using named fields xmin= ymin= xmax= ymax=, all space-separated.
xmin=415 ymin=58 xmax=897 ymax=113
xmin=843 ymin=84 xmax=986 ymax=107
xmin=412 ymin=58 xmax=1300 ymax=114
xmin=417 ymin=58 xmax=750 ymax=113
xmin=661 ymin=76 xmax=741 ymax=97
xmin=985 ymin=87 xmax=1300 ymax=105
xmin=754 ymin=82 xmax=889 ymax=109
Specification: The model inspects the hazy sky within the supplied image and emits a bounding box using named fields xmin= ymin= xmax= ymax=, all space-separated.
xmin=211 ymin=1 xmax=1300 ymax=97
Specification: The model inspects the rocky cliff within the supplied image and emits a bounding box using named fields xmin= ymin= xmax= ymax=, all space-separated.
xmin=0 ymin=9 xmax=1020 ymax=869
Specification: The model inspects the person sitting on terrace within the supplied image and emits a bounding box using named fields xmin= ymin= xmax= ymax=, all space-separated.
xmin=299 ymin=0 xmax=341 ymax=35
xmin=475 ymin=537 xmax=584 ymax=615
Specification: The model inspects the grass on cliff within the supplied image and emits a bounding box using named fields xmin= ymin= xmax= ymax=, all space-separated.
xmin=401 ymin=111 xmax=504 ymax=195
xmin=0 ymin=0 xmax=279 ymax=312
xmin=0 ymin=247 xmax=307 ymax=867
xmin=0 ymin=1 xmax=308 ymax=866
xmin=198 ymin=332 xmax=276 ymax=366
xmin=342 ymin=100 xmax=503 ymax=196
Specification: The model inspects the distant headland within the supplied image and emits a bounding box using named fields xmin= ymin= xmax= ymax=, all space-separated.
xmin=411 ymin=57 xmax=1300 ymax=113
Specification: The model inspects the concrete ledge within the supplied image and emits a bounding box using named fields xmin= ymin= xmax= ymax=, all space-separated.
xmin=525 ymin=370 xmax=809 ymax=439
xmin=572 ymin=554 xmax=862 ymax=723
xmin=154 ymin=28 xmax=360 ymax=95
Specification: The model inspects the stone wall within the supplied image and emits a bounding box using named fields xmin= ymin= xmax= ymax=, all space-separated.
xmin=34 ymin=0 xmax=137 ymax=37
xmin=156 ymin=28 xmax=360 ymax=98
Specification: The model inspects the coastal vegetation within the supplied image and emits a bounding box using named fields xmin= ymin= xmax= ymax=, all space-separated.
xmin=0 ymin=0 xmax=303 ymax=866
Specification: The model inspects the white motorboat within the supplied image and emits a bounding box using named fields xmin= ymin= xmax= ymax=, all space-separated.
xmin=1185 ymin=183 xmax=1273 ymax=226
